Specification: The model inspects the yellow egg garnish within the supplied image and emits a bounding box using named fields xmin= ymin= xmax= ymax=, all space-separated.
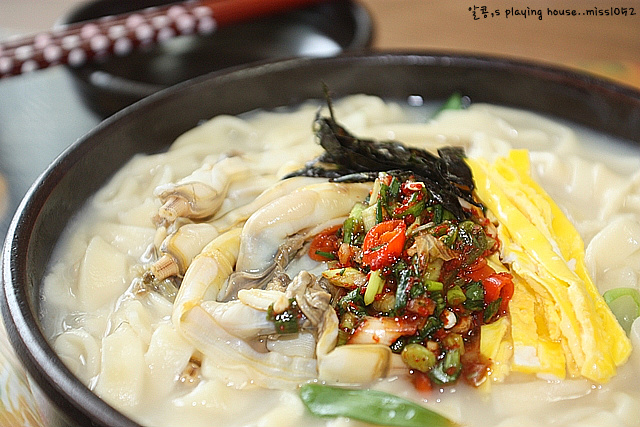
xmin=508 ymin=273 xmax=566 ymax=379
xmin=480 ymin=315 xmax=512 ymax=384
xmin=468 ymin=150 xmax=631 ymax=384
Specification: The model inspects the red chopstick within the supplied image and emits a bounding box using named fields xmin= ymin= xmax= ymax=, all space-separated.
xmin=0 ymin=0 xmax=329 ymax=78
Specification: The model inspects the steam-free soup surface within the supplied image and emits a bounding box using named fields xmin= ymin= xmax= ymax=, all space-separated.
xmin=41 ymin=95 xmax=640 ymax=427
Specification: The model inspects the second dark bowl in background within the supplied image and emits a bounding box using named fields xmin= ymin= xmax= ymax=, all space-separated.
xmin=61 ymin=0 xmax=374 ymax=116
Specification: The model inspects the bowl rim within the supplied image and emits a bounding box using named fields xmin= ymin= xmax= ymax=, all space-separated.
xmin=3 ymin=50 xmax=640 ymax=427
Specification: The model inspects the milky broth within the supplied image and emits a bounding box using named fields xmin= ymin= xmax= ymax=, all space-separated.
xmin=41 ymin=95 xmax=640 ymax=427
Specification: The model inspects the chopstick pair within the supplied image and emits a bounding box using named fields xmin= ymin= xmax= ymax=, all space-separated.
xmin=0 ymin=0 xmax=328 ymax=78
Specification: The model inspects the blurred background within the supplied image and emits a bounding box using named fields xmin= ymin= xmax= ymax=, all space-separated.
xmin=2 ymin=0 xmax=639 ymax=86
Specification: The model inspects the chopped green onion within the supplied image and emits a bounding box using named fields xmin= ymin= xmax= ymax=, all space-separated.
xmin=414 ymin=316 xmax=443 ymax=341
xmin=442 ymin=333 xmax=464 ymax=352
xmin=342 ymin=217 xmax=356 ymax=244
xmin=441 ymin=209 xmax=455 ymax=222
xmin=362 ymin=204 xmax=378 ymax=231
xmin=390 ymin=337 xmax=408 ymax=354
xmin=337 ymin=289 xmax=366 ymax=316
xmin=409 ymin=282 xmax=426 ymax=298
xmin=339 ymin=312 xmax=359 ymax=330
xmin=407 ymin=191 xmax=420 ymax=204
xmin=314 ymin=250 xmax=336 ymax=260
xmin=442 ymin=225 xmax=458 ymax=247
xmin=369 ymin=178 xmax=382 ymax=206
xmin=447 ymin=285 xmax=466 ymax=306
xmin=379 ymin=182 xmax=390 ymax=206
xmin=266 ymin=299 xmax=299 ymax=334
xmin=299 ymin=384 xmax=458 ymax=427
xmin=389 ymin=176 xmax=401 ymax=199
xmin=376 ymin=198 xmax=384 ymax=223
xmin=425 ymin=279 xmax=444 ymax=292
xmin=442 ymin=92 xmax=463 ymax=110
xmin=423 ymin=259 xmax=444 ymax=282
xmin=432 ymin=292 xmax=446 ymax=314
xmin=433 ymin=204 xmax=444 ymax=224
xmin=399 ymin=200 xmax=426 ymax=218
xmin=463 ymin=281 xmax=484 ymax=311
xmin=401 ymin=344 xmax=437 ymax=372
xmin=456 ymin=221 xmax=488 ymax=266
xmin=429 ymin=348 xmax=462 ymax=385
xmin=394 ymin=268 xmax=413 ymax=312
xmin=348 ymin=202 xmax=366 ymax=223
xmin=364 ymin=269 xmax=385 ymax=305
xmin=351 ymin=202 xmax=366 ymax=216
xmin=483 ymin=298 xmax=502 ymax=323
xmin=432 ymin=92 xmax=467 ymax=118
xmin=603 ymin=287 xmax=640 ymax=334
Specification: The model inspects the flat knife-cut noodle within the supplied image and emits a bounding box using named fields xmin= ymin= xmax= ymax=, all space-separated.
xmin=40 ymin=95 xmax=640 ymax=427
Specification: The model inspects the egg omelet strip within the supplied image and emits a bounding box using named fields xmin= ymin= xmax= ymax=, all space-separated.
xmin=503 ymin=150 xmax=631 ymax=369
xmin=466 ymin=150 xmax=631 ymax=384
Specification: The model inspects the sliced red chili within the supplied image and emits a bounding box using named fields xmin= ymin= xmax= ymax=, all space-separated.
xmin=362 ymin=220 xmax=407 ymax=270
xmin=482 ymin=272 xmax=514 ymax=314
xmin=309 ymin=225 xmax=342 ymax=262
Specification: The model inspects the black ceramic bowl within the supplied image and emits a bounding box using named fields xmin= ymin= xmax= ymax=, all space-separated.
xmin=3 ymin=52 xmax=640 ymax=427
xmin=61 ymin=0 xmax=373 ymax=117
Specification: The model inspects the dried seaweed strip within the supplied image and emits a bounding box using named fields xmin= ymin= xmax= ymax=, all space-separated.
xmin=287 ymin=105 xmax=478 ymax=219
